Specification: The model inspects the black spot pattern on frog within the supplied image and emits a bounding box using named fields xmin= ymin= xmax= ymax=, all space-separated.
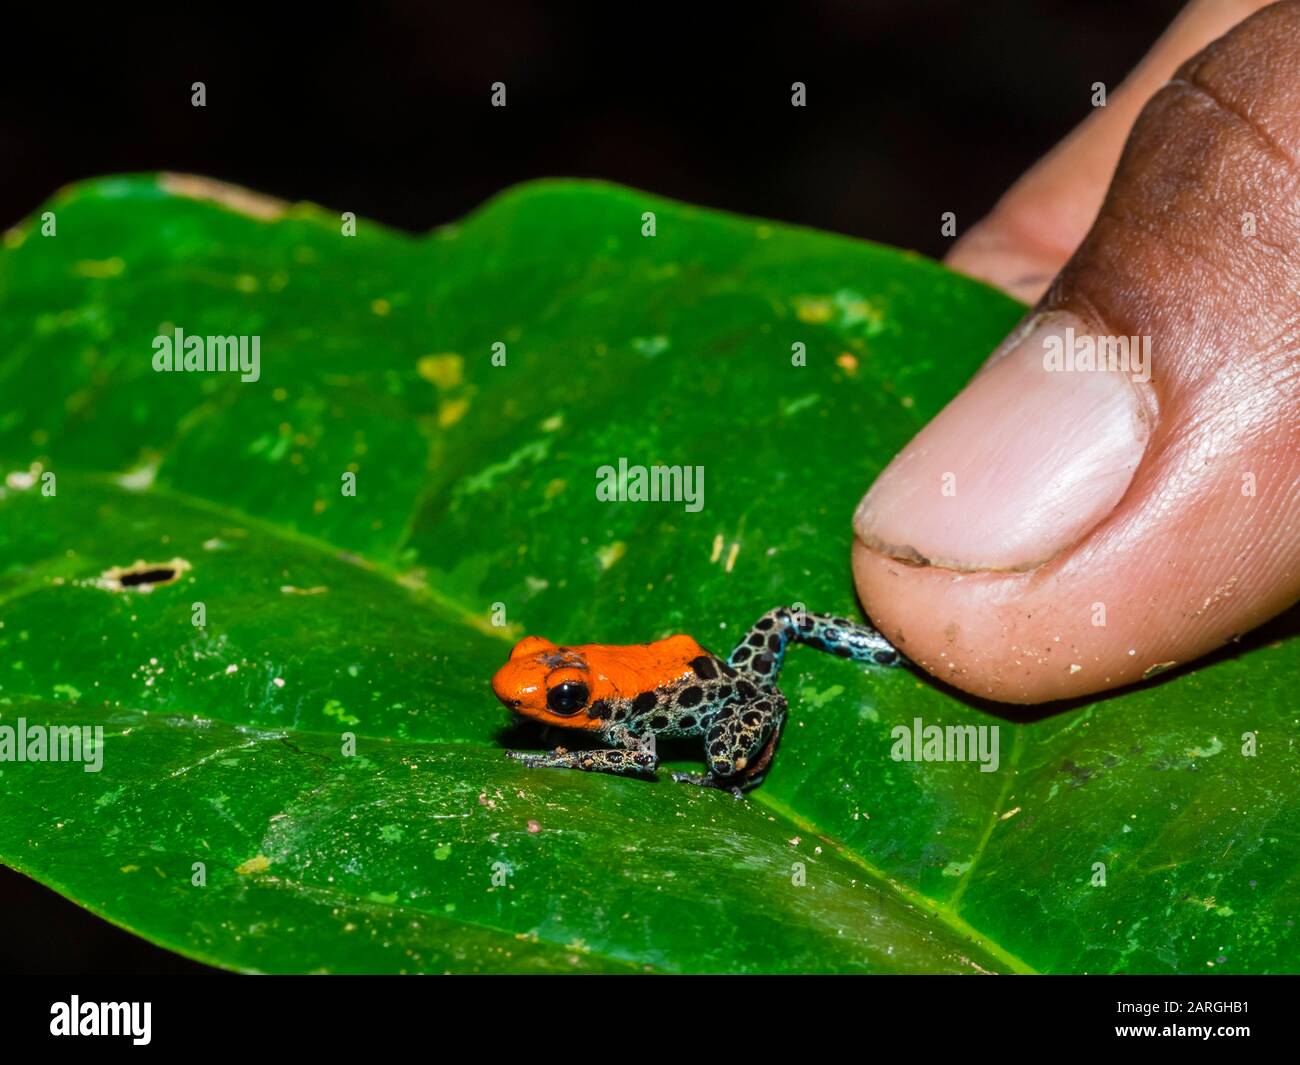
xmin=690 ymin=655 xmax=717 ymax=680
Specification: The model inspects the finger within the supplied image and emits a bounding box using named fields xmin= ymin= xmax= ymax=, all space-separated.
xmin=853 ymin=1 xmax=1300 ymax=703
xmin=946 ymin=0 xmax=1278 ymax=303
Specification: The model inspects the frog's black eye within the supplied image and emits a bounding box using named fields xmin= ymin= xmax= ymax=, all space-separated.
xmin=546 ymin=681 xmax=589 ymax=715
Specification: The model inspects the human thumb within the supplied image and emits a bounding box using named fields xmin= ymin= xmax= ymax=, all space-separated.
xmin=852 ymin=1 xmax=1300 ymax=703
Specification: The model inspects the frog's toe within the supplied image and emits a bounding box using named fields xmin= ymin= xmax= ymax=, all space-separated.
xmin=671 ymin=771 xmax=748 ymax=798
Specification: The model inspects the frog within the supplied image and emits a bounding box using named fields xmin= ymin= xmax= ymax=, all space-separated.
xmin=492 ymin=606 xmax=902 ymax=797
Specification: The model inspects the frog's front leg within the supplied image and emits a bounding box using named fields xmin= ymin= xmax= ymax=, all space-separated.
xmin=505 ymin=724 xmax=657 ymax=777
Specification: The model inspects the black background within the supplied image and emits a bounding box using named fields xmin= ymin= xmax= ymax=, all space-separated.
xmin=0 ymin=0 xmax=1184 ymax=973
xmin=3 ymin=2 xmax=1183 ymax=250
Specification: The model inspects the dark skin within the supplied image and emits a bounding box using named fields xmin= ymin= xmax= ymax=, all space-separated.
xmin=852 ymin=0 xmax=1300 ymax=704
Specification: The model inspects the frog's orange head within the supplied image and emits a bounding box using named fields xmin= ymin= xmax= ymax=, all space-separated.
xmin=492 ymin=635 xmax=604 ymax=730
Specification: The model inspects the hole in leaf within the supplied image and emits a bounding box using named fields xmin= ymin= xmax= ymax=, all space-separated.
xmin=118 ymin=567 xmax=176 ymax=587
xmin=96 ymin=558 xmax=191 ymax=593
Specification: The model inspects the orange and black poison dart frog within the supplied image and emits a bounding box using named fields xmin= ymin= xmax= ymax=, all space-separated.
xmin=492 ymin=607 xmax=902 ymax=797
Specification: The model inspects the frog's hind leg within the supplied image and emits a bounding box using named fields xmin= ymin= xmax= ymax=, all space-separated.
xmin=728 ymin=606 xmax=903 ymax=684
xmin=671 ymin=696 xmax=786 ymax=797
xmin=668 ymin=770 xmax=747 ymax=800
xmin=737 ymin=719 xmax=782 ymax=787
xmin=677 ymin=723 xmax=781 ymax=795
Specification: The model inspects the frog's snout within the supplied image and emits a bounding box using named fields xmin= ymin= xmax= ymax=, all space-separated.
xmin=490 ymin=667 xmax=518 ymax=709
xmin=492 ymin=659 xmax=534 ymax=713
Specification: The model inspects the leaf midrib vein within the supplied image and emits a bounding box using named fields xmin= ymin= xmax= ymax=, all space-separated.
xmin=947 ymin=725 xmax=1026 ymax=911
xmin=755 ymin=789 xmax=1038 ymax=975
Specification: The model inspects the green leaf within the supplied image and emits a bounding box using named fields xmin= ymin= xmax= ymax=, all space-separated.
xmin=0 ymin=176 xmax=1295 ymax=973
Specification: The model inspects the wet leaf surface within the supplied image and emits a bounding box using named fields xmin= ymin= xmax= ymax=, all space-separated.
xmin=0 ymin=176 xmax=1294 ymax=972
